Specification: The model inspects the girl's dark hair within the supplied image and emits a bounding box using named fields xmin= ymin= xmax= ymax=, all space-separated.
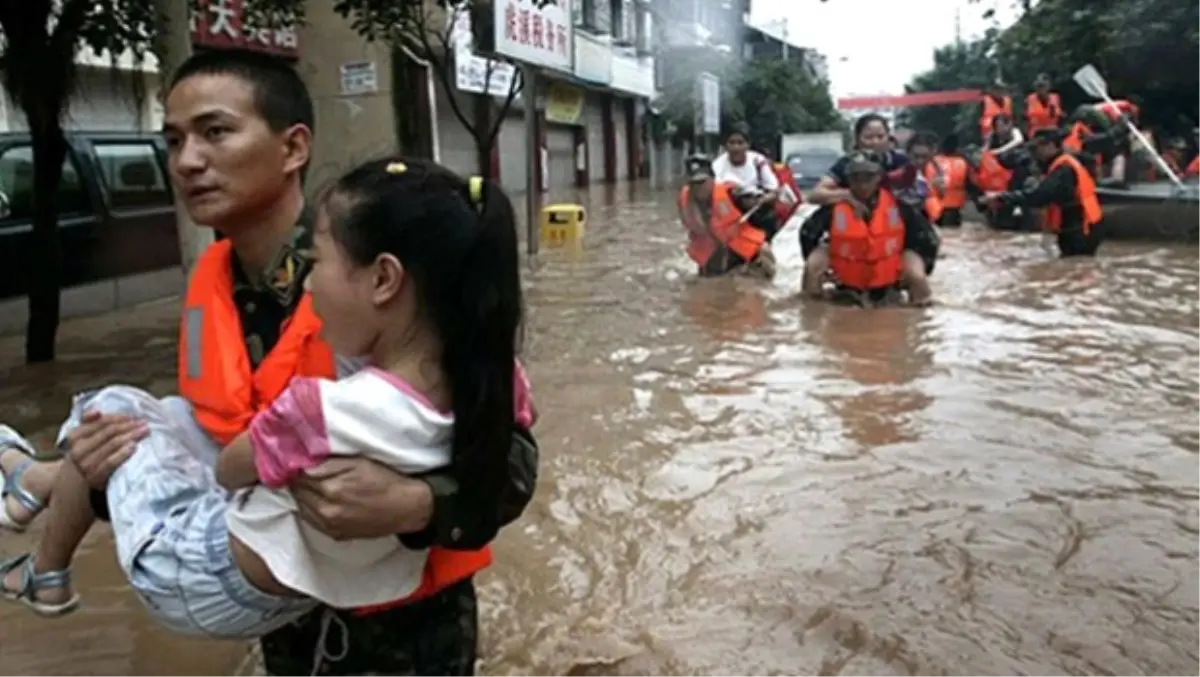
xmin=323 ymin=156 xmax=522 ymax=522
xmin=853 ymin=113 xmax=890 ymax=141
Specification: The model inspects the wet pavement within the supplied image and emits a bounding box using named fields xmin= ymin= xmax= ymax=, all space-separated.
xmin=1 ymin=183 xmax=1197 ymax=675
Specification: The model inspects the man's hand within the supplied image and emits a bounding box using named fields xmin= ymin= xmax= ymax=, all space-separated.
xmin=64 ymin=411 xmax=148 ymax=489
xmin=290 ymin=458 xmax=434 ymax=541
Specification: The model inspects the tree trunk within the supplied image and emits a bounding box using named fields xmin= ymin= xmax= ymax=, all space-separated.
xmin=152 ymin=0 xmax=212 ymax=273
xmin=472 ymin=94 xmax=496 ymax=178
xmin=25 ymin=120 xmax=68 ymax=363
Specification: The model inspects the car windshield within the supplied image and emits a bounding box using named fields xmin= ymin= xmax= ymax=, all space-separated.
xmin=786 ymin=153 xmax=840 ymax=175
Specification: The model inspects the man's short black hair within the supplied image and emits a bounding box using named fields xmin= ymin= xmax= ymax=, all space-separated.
xmin=170 ymin=49 xmax=315 ymax=135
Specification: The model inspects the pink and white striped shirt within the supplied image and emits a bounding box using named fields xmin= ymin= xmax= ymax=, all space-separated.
xmin=224 ymin=362 xmax=536 ymax=608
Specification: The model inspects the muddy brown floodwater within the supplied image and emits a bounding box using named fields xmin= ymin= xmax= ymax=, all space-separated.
xmin=0 ymin=184 xmax=1197 ymax=676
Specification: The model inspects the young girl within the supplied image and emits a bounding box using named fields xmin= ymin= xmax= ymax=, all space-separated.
xmin=0 ymin=157 xmax=532 ymax=638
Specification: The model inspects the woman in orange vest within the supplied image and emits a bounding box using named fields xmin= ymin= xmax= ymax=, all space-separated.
xmin=679 ymin=154 xmax=773 ymax=277
xmin=980 ymin=81 xmax=1014 ymax=141
xmin=1025 ymin=73 xmax=1063 ymax=135
xmin=986 ymin=128 xmax=1105 ymax=257
xmin=799 ymin=151 xmax=940 ymax=307
xmin=931 ymin=134 xmax=971 ymax=227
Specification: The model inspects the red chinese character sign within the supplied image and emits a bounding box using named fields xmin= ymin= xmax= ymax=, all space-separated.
xmin=497 ymin=0 xmax=573 ymax=72
xmin=190 ymin=0 xmax=300 ymax=58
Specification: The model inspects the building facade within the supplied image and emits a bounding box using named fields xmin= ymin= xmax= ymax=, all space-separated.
xmin=646 ymin=0 xmax=746 ymax=179
xmin=433 ymin=0 xmax=657 ymax=200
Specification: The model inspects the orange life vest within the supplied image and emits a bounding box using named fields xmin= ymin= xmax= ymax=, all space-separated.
xmin=179 ymin=239 xmax=493 ymax=615
xmin=1062 ymin=122 xmax=1102 ymax=176
xmin=679 ymin=182 xmax=766 ymax=266
xmin=972 ymin=151 xmax=1012 ymax=193
xmin=1062 ymin=122 xmax=1089 ymax=153
xmin=179 ymin=239 xmax=336 ymax=446
xmin=1187 ymin=155 xmax=1199 ymax=178
xmin=771 ymin=162 xmax=804 ymax=224
xmin=980 ymin=95 xmax=1013 ymax=138
xmin=1044 ymin=153 xmax=1103 ymax=235
xmin=933 ymin=154 xmax=969 ymax=209
xmin=1025 ymin=92 xmax=1062 ymax=134
xmin=828 ymin=191 xmax=905 ymax=291
xmin=920 ymin=164 xmax=944 ymax=222
xmin=1095 ymin=100 xmax=1138 ymax=123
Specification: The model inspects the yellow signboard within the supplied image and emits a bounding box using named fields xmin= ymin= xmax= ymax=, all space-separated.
xmin=545 ymin=81 xmax=584 ymax=125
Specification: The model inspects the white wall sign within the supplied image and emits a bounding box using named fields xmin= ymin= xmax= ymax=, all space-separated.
xmin=450 ymin=10 xmax=518 ymax=97
xmin=494 ymin=0 xmax=573 ymax=72
xmin=697 ymin=72 xmax=720 ymax=134
xmin=339 ymin=61 xmax=378 ymax=96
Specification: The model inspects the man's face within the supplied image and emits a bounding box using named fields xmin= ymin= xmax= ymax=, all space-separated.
xmin=1036 ymin=82 xmax=1050 ymax=95
xmin=995 ymin=117 xmax=1012 ymax=135
xmin=848 ymin=171 xmax=881 ymax=200
xmin=691 ymin=177 xmax=714 ymax=202
xmin=163 ymin=73 xmax=310 ymax=233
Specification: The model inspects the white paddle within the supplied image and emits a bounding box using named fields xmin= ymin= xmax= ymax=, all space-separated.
xmin=1073 ymin=64 xmax=1184 ymax=189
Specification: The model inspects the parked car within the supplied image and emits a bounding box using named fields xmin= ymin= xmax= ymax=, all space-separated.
xmin=785 ymin=150 xmax=842 ymax=190
xmin=0 ymin=131 xmax=179 ymax=300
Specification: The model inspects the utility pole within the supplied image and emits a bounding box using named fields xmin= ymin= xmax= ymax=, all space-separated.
xmin=522 ymin=65 xmax=539 ymax=256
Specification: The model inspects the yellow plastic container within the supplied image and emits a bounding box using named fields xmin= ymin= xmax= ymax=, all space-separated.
xmin=539 ymin=203 xmax=586 ymax=247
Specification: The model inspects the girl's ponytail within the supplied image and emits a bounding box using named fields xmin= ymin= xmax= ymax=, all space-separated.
xmin=437 ymin=175 xmax=522 ymax=528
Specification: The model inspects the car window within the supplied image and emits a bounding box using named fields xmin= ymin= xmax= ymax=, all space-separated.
xmin=0 ymin=145 xmax=90 ymax=221
xmin=787 ymin=154 xmax=841 ymax=175
xmin=93 ymin=142 xmax=171 ymax=211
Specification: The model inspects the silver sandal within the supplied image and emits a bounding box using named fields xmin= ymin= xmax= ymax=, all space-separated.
xmin=0 ymin=425 xmax=44 ymax=532
xmin=0 ymin=553 xmax=81 ymax=617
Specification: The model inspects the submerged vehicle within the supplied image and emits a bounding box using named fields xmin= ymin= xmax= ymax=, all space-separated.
xmin=1096 ymin=180 xmax=1199 ymax=242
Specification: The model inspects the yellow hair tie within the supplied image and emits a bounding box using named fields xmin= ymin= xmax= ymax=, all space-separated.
xmin=468 ymin=176 xmax=484 ymax=204
xmin=386 ymin=161 xmax=408 ymax=175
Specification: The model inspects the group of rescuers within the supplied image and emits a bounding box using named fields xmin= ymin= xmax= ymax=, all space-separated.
xmin=677 ymin=74 xmax=1197 ymax=307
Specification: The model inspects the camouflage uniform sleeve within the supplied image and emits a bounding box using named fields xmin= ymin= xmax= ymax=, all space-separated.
xmin=398 ymin=427 xmax=540 ymax=550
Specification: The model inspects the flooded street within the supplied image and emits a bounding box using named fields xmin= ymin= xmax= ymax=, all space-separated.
xmin=1 ymin=184 xmax=1197 ymax=675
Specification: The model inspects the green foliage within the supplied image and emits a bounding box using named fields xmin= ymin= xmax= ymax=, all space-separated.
xmin=895 ymin=34 xmax=997 ymax=143
xmin=994 ymin=0 xmax=1198 ymax=132
xmin=653 ymin=47 xmax=842 ymax=148
xmin=899 ymin=0 xmax=1199 ymax=142
xmin=734 ymin=56 xmax=843 ymax=150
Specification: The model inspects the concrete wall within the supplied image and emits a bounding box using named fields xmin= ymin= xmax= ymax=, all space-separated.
xmin=497 ymin=110 xmax=527 ymax=193
xmin=434 ymin=81 xmax=482 ymax=179
xmin=295 ymin=2 xmax=397 ymax=195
